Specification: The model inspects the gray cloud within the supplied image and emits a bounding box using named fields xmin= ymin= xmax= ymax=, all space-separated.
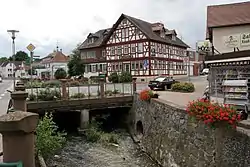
xmin=0 ymin=0 xmax=247 ymax=58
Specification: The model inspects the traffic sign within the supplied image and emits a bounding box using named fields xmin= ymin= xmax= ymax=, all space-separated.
xmin=26 ymin=43 xmax=36 ymax=52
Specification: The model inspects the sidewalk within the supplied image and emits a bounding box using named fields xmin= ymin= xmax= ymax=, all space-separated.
xmin=157 ymin=82 xmax=206 ymax=108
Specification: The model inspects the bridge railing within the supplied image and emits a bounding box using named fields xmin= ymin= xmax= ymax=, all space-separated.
xmin=25 ymin=78 xmax=138 ymax=102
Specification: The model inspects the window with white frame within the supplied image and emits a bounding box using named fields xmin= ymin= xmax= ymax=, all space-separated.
xmin=124 ymin=45 xmax=129 ymax=54
xmin=131 ymin=44 xmax=136 ymax=53
xmin=111 ymin=47 xmax=115 ymax=55
xmin=138 ymin=43 xmax=143 ymax=53
xmin=117 ymin=46 xmax=122 ymax=55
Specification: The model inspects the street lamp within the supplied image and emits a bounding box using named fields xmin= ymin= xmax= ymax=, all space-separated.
xmin=7 ymin=30 xmax=19 ymax=91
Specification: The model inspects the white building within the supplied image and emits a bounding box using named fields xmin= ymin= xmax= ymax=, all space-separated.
xmin=38 ymin=49 xmax=69 ymax=79
xmin=0 ymin=61 xmax=28 ymax=78
xmin=207 ymin=1 xmax=250 ymax=54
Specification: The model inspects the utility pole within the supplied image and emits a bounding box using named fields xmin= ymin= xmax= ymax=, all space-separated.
xmin=187 ymin=50 xmax=191 ymax=83
xmin=7 ymin=30 xmax=19 ymax=91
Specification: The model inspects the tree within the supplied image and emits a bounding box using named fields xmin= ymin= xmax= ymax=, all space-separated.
xmin=13 ymin=51 xmax=29 ymax=61
xmin=67 ymin=44 xmax=85 ymax=77
xmin=0 ymin=57 xmax=8 ymax=62
xmin=54 ymin=68 xmax=67 ymax=79
xmin=108 ymin=72 xmax=119 ymax=83
xmin=119 ymin=71 xmax=132 ymax=83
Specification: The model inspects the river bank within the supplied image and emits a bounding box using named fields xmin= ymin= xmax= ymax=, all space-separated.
xmin=46 ymin=133 xmax=159 ymax=167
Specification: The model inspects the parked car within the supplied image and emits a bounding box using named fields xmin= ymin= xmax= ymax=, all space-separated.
xmin=148 ymin=76 xmax=179 ymax=90
xmin=200 ymin=68 xmax=209 ymax=75
xmin=0 ymin=77 xmax=2 ymax=83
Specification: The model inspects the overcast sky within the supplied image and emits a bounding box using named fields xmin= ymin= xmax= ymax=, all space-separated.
xmin=0 ymin=0 xmax=247 ymax=58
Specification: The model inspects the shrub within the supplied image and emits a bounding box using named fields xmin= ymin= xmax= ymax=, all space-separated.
xmin=171 ymin=82 xmax=195 ymax=93
xmin=85 ymin=121 xmax=119 ymax=144
xmin=54 ymin=68 xmax=67 ymax=79
xmin=37 ymin=88 xmax=61 ymax=101
xmin=41 ymin=80 xmax=61 ymax=88
xmin=108 ymin=72 xmax=119 ymax=83
xmin=28 ymin=94 xmax=36 ymax=101
xmin=36 ymin=113 xmax=66 ymax=159
xmin=186 ymin=99 xmax=241 ymax=129
xmin=70 ymin=93 xmax=85 ymax=99
xmin=25 ymin=81 xmax=43 ymax=88
xmin=68 ymin=80 xmax=80 ymax=87
xmin=119 ymin=71 xmax=132 ymax=83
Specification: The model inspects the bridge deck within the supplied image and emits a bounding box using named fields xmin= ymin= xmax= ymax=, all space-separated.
xmin=26 ymin=95 xmax=133 ymax=112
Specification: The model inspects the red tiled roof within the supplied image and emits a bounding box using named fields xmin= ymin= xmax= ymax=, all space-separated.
xmin=41 ymin=51 xmax=69 ymax=64
xmin=207 ymin=1 xmax=250 ymax=28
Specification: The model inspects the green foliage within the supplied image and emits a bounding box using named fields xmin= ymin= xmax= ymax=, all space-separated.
xmin=85 ymin=121 xmax=119 ymax=144
xmin=0 ymin=57 xmax=8 ymax=62
xmin=67 ymin=44 xmax=85 ymax=77
xmin=42 ymin=80 xmax=61 ymax=88
xmin=70 ymin=93 xmax=85 ymax=99
xmin=37 ymin=88 xmax=61 ymax=101
xmin=36 ymin=113 xmax=66 ymax=159
xmin=119 ymin=71 xmax=132 ymax=83
xmin=28 ymin=94 xmax=36 ymax=101
xmin=54 ymin=68 xmax=67 ymax=79
xmin=108 ymin=72 xmax=119 ymax=83
xmin=11 ymin=51 xmax=29 ymax=61
xmin=171 ymin=82 xmax=195 ymax=93
xmin=108 ymin=71 xmax=132 ymax=83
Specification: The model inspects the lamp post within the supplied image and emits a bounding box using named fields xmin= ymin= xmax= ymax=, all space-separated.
xmin=7 ymin=30 xmax=19 ymax=91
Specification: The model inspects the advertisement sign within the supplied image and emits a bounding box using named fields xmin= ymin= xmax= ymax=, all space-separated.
xmin=241 ymin=33 xmax=250 ymax=46
xmin=223 ymin=35 xmax=239 ymax=48
xmin=196 ymin=40 xmax=212 ymax=53
xmin=223 ymin=32 xmax=250 ymax=48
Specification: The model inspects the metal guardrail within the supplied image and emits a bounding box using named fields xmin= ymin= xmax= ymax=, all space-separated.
xmin=25 ymin=82 xmax=134 ymax=102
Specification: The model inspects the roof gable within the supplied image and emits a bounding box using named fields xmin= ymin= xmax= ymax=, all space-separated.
xmin=207 ymin=1 xmax=250 ymax=28
xmin=102 ymin=14 xmax=189 ymax=48
xmin=41 ymin=51 xmax=69 ymax=64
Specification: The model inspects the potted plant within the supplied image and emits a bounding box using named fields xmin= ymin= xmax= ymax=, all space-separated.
xmin=139 ymin=89 xmax=159 ymax=101
xmin=186 ymin=99 xmax=241 ymax=129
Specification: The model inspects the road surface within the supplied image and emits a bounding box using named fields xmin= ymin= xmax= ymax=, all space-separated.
xmin=0 ymin=80 xmax=14 ymax=161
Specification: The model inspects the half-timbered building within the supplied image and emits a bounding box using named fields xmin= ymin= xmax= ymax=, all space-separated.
xmin=79 ymin=14 xmax=189 ymax=80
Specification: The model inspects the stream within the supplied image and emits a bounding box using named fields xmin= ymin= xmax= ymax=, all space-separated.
xmin=46 ymin=133 xmax=159 ymax=167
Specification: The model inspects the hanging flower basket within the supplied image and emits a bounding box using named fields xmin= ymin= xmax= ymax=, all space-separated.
xmin=139 ymin=89 xmax=159 ymax=101
xmin=186 ymin=99 xmax=241 ymax=129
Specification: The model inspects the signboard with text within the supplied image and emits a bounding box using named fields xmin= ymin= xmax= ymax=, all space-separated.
xmin=196 ymin=40 xmax=212 ymax=53
xmin=223 ymin=32 xmax=250 ymax=48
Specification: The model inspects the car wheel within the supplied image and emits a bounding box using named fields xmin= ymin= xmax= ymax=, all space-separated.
xmin=164 ymin=85 xmax=168 ymax=90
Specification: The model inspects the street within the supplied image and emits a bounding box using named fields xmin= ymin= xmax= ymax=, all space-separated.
xmin=0 ymin=80 xmax=14 ymax=161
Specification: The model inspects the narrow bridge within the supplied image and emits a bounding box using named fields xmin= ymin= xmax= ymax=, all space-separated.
xmin=26 ymin=95 xmax=133 ymax=113
xmin=23 ymin=78 xmax=138 ymax=113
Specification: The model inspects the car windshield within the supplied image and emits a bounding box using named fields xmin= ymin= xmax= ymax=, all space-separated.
xmin=154 ymin=77 xmax=166 ymax=82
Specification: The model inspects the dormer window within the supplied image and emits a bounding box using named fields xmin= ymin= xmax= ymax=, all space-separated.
xmin=88 ymin=37 xmax=95 ymax=44
xmin=172 ymin=35 xmax=176 ymax=41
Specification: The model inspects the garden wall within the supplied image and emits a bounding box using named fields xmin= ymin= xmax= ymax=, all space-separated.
xmin=133 ymin=95 xmax=250 ymax=167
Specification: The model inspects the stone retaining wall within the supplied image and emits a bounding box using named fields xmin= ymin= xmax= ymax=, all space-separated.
xmin=133 ymin=95 xmax=250 ymax=167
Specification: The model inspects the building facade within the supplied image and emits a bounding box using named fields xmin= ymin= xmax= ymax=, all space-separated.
xmin=38 ymin=49 xmax=69 ymax=79
xmin=0 ymin=61 xmax=27 ymax=78
xmin=206 ymin=1 xmax=250 ymax=54
xmin=79 ymin=14 xmax=189 ymax=80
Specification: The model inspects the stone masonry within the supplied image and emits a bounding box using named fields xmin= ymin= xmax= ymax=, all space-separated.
xmin=133 ymin=94 xmax=250 ymax=167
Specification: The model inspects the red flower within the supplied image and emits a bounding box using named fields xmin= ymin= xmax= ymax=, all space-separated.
xmin=186 ymin=99 xmax=241 ymax=129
